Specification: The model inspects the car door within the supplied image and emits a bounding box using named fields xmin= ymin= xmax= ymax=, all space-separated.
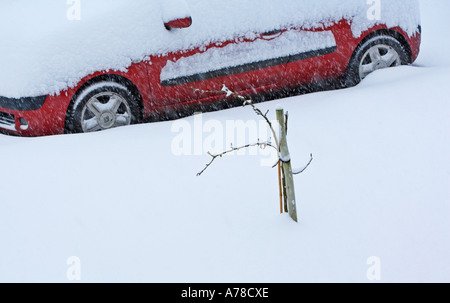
xmin=155 ymin=30 xmax=291 ymax=105
xmin=283 ymin=27 xmax=338 ymax=86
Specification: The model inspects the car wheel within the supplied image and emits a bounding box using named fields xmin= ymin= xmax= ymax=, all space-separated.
xmin=344 ymin=35 xmax=409 ymax=86
xmin=69 ymin=82 xmax=139 ymax=133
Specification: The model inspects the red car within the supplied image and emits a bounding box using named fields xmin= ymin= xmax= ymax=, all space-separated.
xmin=0 ymin=7 xmax=421 ymax=136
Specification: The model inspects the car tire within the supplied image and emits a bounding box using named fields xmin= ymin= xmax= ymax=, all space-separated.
xmin=344 ymin=35 xmax=409 ymax=87
xmin=68 ymin=81 xmax=139 ymax=133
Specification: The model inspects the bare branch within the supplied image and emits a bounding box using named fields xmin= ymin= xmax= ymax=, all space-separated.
xmin=193 ymin=85 xmax=280 ymax=150
xmin=271 ymin=159 xmax=280 ymax=168
xmin=197 ymin=141 xmax=278 ymax=176
xmin=285 ymin=112 xmax=289 ymax=135
xmin=292 ymin=153 xmax=314 ymax=175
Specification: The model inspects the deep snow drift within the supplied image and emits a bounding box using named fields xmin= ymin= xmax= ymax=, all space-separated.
xmin=0 ymin=0 xmax=420 ymax=98
xmin=0 ymin=0 xmax=448 ymax=282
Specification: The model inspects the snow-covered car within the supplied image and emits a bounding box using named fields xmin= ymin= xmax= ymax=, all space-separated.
xmin=0 ymin=0 xmax=421 ymax=136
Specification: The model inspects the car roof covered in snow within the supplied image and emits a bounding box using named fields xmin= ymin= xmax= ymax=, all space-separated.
xmin=0 ymin=0 xmax=420 ymax=98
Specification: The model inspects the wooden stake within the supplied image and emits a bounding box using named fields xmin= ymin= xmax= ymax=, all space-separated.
xmin=276 ymin=108 xmax=298 ymax=222
xmin=278 ymin=162 xmax=283 ymax=213
xmin=282 ymin=165 xmax=288 ymax=213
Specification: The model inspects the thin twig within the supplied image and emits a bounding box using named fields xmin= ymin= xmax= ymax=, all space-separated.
xmin=285 ymin=112 xmax=289 ymax=135
xmin=197 ymin=141 xmax=278 ymax=176
xmin=195 ymin=85 xmax=280 ymax=149
xmin=292 ymin=153 xmax=314 ymax=175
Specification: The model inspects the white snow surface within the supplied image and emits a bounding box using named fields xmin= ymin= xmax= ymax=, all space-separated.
xmin=0 ymin=0 xmax=420 ymax=98
xmin=0 ymin=0 xmax=449 ymax=283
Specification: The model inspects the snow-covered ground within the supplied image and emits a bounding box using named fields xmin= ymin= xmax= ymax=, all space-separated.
xmin=0 ymin=0 xmax=449 ymax=282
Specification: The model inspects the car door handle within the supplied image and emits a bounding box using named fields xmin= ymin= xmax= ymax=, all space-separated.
xmin=261 ymin=30 xmax=282 ymax=40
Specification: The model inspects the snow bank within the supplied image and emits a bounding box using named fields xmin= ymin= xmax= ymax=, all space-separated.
xmin=0 ymin=0 xmax=420 ymax=98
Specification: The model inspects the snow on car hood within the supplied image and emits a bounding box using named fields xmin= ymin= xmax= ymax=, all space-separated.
xmin=0 ymin=0 xmax=420 ymax=98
